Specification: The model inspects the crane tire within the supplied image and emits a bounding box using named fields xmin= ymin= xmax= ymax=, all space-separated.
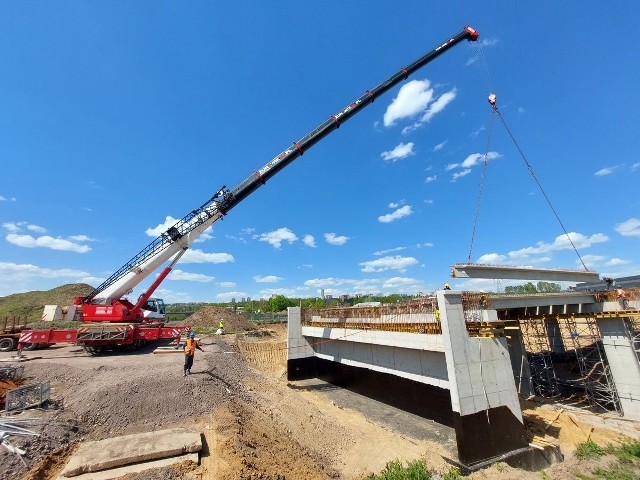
xmin=22 ymin=342 xmax=39 ymax=351
xmin=0 ymin=337 xmax=16 ymax=352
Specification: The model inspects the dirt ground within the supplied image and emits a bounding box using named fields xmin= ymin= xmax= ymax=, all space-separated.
xmin=1 ymin=323 xmax=639 ymax=480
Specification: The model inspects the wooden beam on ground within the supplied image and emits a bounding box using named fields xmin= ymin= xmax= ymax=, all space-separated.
xmin=451 ymin=263 xmax=601 ymax=282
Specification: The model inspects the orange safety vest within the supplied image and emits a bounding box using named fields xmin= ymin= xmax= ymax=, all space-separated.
xmin=184 ymin=339 xmax=198 ymax=356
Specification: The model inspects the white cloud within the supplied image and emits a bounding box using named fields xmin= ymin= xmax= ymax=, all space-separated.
xmin=508 ymin=232 xmax=608 ymax=259
xmin=254 ymin=275 xmax=282 ymax=283
xmin=215 ymin=291 xmax=247 ymax=302
xmin=6 ymin=233 xmax=91 ymax=253
xmin=381 ymin=142 xmax=415 ymax=162
xmin=605 ymin=258 xmax=629 ymax=266
xmin=324 ymin=232 xmax=350 ymax=246
xmin=378 ymin=205 xmax=413 ymax=223
xmin=255 ymin=227 xmax=298 ymax=249
xmin=218 ymin=281 xmax=236 ymax=288
xmin=631 ymin=163 xmax=640 ymax=171
xmin=0 ymin=262 xmax=90 ymax=281
xmin=580 ymin=255 xmax=607 ymax=268
xmin=465 ymin=56 xmax=479 ymax=67
xmin=167 ymin=269 xmax=215 ymax=282
xmin=471 ymin=126 xmax=486 ymax=137
xmin=433 ymin=140 xmax=448 ymax=152
xmin=305 ymin=277 xmax=343 ymax=287
xmin=1 ymin=221 xmax=144 ymax=255
xmin=451 ymin=169 xmax=471 ymax=182
xmin=615 ymin=218 xmax=640 ymax=237
xmin=193 ymin=227 xmax=214 ymax=243
xmin=303 ymin=234 xmax=316 ymax=248
xmin=179 ymin=249 xmax=234 ymax=264
xmin=382 ymin=277 xmax=417 ymax=289
xmin=421 ymin=88 xmax=456 ymax=123
xmin=425 ymin=175 xmax=437 ymax=183
xmin=374 ymin=246 xmax=406 ymax=256
xmin=67 ymin=235 xmax=94 ymax=242
xmin=518 ymin=107 xmax=526 ymax=114
xmin=476 ymin=253 xmax=507 ymax=264
xmin=416 ymin=242 xmax=433 ymax=248
xmin=383 ymin=80 xmax=434 ymax=127
xmin=480 ymin=37 xmax=498 ymax=47
xmin=26 ymin=224 xmax=47 ymax=234
xmin=423 ymin=199 xmax=434 ymax=205
xmin=447 ymin=152 xmax=501 ymax=171
xmin=595 ymin=167 xmax=615 ymax=176
xmin=478 ymin=232 xmax=609 ymax=265
xmin=0 ymin=195 xmax=16 ymax=202
xmin=360 ymin=255 xmax=419 ymax=273
xmin=3 ymin=222 xmax=22 ymax=233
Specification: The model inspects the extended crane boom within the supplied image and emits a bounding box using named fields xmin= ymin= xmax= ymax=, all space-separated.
xmin=80 ymin=26 xmax=479 ymax=322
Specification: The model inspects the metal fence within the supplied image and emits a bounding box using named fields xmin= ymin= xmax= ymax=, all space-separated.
xmin=5 ymin=381 xmax=50 ymax=412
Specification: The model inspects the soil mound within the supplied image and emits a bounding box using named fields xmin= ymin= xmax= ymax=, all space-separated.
xmin=0 ymin=283 xmax=94 ymax=320
xmin=179 ymin=306 xmax=257 ymax=333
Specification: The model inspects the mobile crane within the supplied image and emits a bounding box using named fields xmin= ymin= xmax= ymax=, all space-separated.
xmin=18 ymin=26 xmax=479 ymax=352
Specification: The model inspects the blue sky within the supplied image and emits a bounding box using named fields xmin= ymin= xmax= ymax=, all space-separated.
xmin=2 ymin=2 xmax=640 ymax=303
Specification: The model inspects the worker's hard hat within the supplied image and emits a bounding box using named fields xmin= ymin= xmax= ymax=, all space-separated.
xmin=445 ymin=283 xmax=450 ymax=287
xmin=189 ymin=332 xmax=196 ymax=338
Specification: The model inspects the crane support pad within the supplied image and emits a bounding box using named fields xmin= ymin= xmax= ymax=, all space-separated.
xmin=451 ymin=263 xmax=601 ymax=282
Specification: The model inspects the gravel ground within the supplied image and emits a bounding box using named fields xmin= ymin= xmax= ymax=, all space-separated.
xmin=2 ymin=323 xmax=638 ymax=480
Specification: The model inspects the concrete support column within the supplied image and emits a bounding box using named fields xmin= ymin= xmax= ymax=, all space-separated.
xmin=505 ymin=326 xmax=534 ymax=398
xmin=438 ymin=291 xmax=528 ymax=466
xmin=598 ymin=317 xmax=640 ymax=420
xmin=286 ymin=307 xmax=316 ymax=380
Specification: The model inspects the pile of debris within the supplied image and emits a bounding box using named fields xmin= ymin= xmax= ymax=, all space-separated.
xmin=179 ymin=306 xmax=257 ymax=333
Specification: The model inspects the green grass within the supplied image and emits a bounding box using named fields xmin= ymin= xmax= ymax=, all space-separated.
xmin=576 ymin=440 xmax=607 ymax=460
xmin=365 ymin=460 xmax=460 ymax=480
xmin=573 ymin=439 xmax=640 ymax=480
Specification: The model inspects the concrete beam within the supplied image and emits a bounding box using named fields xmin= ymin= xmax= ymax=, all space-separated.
xmin=60 ymin=428 xmax=201 ymax=477
xmin=451 ymin=263 xmax=600 ymax=282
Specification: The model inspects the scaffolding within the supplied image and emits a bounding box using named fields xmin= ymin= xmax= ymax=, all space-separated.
xmin=518 ymin=318 xmax=560 ymax=398
xmin=302 ymin=298 xmax=441 ymax=333
xmin=557 ymin=316 xmax=622 ymax=414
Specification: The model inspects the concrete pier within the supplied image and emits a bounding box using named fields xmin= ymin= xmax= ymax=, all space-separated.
xmin=288 ymin=289 xmax=640 ymax=467
xmin=287 ymin=291 xmax=529 ymax=467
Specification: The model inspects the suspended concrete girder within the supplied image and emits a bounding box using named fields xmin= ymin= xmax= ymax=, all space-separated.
xmin=451 ymin=263 xmax=601 ymax=282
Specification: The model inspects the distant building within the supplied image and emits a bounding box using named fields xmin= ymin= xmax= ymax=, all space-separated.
xmin=571 ymin=275 xmax=640 ymax=292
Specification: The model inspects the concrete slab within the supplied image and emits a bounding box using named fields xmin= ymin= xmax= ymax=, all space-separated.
xmin=451 ymin=263 xmax=600 ymax=282
xmin=58 ymin=453 xmax=199 ymax=480
xmin=60 ymin=427 xmax=202 ymax=477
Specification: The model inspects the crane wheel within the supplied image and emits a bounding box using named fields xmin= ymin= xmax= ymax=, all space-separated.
xmin=0 ymin=337 xmax=16 ymax=352
xmin=22 ymin=342 xmax=40 ymax=351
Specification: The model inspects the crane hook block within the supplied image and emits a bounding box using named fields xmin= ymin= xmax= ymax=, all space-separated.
xmin=487 ymin=93 xmax=497 ymax=109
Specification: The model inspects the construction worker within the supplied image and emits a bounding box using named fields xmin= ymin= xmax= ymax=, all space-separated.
xmin=617 ymin=287 xmax=629 ymax=310
xmin=444 ymin=283 xmax=451 ymax=290
xmin=183 ymin=332 xmax=204 ymax=377
xmin=215 ymin=319 xmax=224 ymax=336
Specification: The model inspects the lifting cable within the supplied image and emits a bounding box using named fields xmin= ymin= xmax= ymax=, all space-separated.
xmin=467 ymin=108 xmax=496 ymax=263
xmin=474 ymin=43 xmax=589 ymax=272
xmin=467 ymin=41 xmax=497 ymax=263
xmin=490 ymin=105 xmax=588 ymax=271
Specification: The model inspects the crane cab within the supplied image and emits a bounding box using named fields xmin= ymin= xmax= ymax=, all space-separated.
xmin=142 ymin=297 xmax=166 ymax=322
